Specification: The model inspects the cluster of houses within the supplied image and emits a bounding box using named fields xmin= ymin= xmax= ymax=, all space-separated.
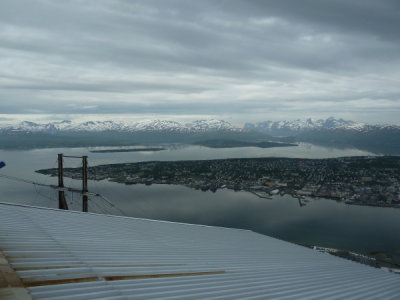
xmin=43 ymin=156 xmax=400 ymax=208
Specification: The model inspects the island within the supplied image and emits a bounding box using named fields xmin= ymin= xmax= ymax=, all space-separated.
xmin=90 ymin=147 xmax=165 ymax=153
xmin=36 ymin=156 xmax=400 ymax=208
xmin=192 ymin=139 xmax=297 ymax=148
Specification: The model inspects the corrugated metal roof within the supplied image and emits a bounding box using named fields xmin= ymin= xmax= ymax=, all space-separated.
xmin=1 ymin=202 xmax=400 ymax=299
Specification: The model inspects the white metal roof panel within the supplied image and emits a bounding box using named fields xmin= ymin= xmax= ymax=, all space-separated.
xmin=0 ymin=202 xmax=400 ymax=299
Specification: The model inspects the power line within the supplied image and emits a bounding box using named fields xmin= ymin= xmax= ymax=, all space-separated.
xmin=96 ymin=194 xmax=127 ymax=217
xmin=89 ymin=197 xmax=113 ymax=215
xmin=0 ymin=173 xmax=102 ymax=196
xmin=1 ymin=153 xmax=130 ymax=216
xmin=33 ymin=183 xmax=54 ymax=204
xmin=0 ymin=172 xmax=127 ymax=216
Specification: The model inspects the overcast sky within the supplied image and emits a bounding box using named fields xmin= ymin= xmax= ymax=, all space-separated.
xmin=0 ymin=0 xmax=399 ymax=124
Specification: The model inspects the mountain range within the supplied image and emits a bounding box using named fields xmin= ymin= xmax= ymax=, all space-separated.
xmin=243 ymin=117 xmax=400 ymax=155
xmin=1 ymin=117 xmax=399 ymax=154
xmin=0 ymin=119 xmax=237 ymax=133
xmin=244 ymin=117 xmax=400 ymax=135
xmin=1 ymin=117 xmax=399 ymax=134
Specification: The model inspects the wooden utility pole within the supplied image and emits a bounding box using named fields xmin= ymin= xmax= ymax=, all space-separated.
xmin=82 ymin=156 xmax=88 ymax=213
xmin=57 ymin=154 xmax=69 ymax=210
xmin=58 ymin=154 xmax=90 ymax=212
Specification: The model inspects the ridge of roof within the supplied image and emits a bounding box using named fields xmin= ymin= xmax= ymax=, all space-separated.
xmin=0 ymin=201 xmax=251 ymax=232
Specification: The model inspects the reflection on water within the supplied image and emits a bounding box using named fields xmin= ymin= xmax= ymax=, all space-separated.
xmin=100 ymin=183 xmax=400 ymax=257
xmin=0 ymin=144 xmax=398 ymax=257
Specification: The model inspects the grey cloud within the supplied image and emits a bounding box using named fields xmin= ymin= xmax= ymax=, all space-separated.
xmin=2 ymin=79 xmax=210 ymax=94
xmin=0 ymin=0 xmax=399 ymax=123
xmin=232 ymin=0 xmax=400 ymax=41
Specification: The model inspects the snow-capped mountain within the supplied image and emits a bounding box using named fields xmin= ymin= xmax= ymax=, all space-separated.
xmin=3 ymin=117 xmax=399 ymax=134
xmin=0 ymin=119 xmax=238 ymax=133
xmin=243 ymin=117 xmax=398 ymax=135
xmin=245 ymin=117 xmax=359 ymax=131
xmin=187 ymin=120 xmax=234 ymax=132
xmin=1 ymin=117 xmax=399 ymax=153
xmin=130 ymin=120 xmax=185 ymax=132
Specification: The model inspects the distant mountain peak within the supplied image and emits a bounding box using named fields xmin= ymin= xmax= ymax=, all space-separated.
xmin=2 ymin=117 xmax=398 ymax=136
xmin=1 ymin=119 xmax=238 ymax=133
xmin=243 ymin=117 xmax=380 ymax=135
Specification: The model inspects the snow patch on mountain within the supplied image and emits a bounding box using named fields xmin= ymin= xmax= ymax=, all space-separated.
xmin=2 ymin=117 xmax=399 ymax=135
xmin=245 ymin=117 xmax=360 ymax=131
xmin=0 ymin=119 xmax=238 ymax=133
xmin=187 ymin=119 xmax=234 ymax=131
xmin=244 ymin=117 xmax=400 ymax=135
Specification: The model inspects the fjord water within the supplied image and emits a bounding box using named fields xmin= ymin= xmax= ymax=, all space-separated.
xmin=1 ymin=143 xmax=399 ymax=257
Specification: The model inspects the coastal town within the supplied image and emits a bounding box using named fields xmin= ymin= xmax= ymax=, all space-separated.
xmin=37 ymin=156 xmax=400 ymax=208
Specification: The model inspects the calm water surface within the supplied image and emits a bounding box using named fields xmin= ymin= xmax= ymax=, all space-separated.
xmin=1 ymin=144 xmax=399 ymax=257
